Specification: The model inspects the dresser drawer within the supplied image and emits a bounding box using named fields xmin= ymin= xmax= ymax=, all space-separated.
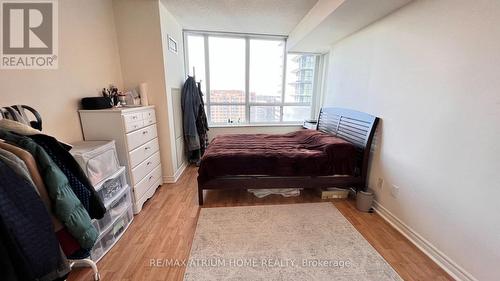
xmin=131 ymin=151 xmax=160 ymax=185
xmin=133 ymin=164 xmax=162 ymax=202
xmin=126 ymin=124 xmax=157 ymax=151
xmin=142 ymin=109 xmax=156 ymax=126
xmin=143 ymin=116 xmax=156 ymax=127
xmin=123 ymin=112 xmax=143 ymax=124
xmin=129 ymin=138 xmax=159 ymax=168
xmin=124 ymin=120 xmax=144 ymax=133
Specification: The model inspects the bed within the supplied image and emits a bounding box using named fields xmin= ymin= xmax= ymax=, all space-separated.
xmin=197 ymin=107 xmax=379 ymax=205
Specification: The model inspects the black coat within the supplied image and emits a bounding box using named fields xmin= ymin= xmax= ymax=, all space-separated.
xmin=0 ymin=236 xmax=18 ymax=281
xmin=196 ymin=82 xmax=209 ymax=155
xmin=29 ymin=134 xmax=106 ymax=219
xmin=182 ymin=76 xmax=202 ymax=151
xmin=0 ymin=160 xmax=62 ymax=280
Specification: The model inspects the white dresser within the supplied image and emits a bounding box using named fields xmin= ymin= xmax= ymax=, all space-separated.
xmin=79 ymin=106 xmax=162 ymax=214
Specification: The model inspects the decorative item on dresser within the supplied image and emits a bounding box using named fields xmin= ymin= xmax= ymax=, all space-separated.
xmin=79 ymin=106 xmax=162 ymax=214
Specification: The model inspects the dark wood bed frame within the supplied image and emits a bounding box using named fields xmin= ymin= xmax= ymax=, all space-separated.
xmin=198 ymin=107 xmax=379 ymax=205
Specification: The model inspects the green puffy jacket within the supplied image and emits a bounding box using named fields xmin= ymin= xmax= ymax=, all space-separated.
xmin=0 ymin=129 xmax=97 ymax=249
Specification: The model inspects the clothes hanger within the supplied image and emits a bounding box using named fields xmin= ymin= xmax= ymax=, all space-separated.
xmin=0 ymin=105 xmax=43 ymax=131
xmin=12 ymin=105 xmax=42 ymax=130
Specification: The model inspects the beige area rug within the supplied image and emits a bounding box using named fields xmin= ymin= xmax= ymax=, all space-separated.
xmin=184 ymin=203 xmax=402 ymax=281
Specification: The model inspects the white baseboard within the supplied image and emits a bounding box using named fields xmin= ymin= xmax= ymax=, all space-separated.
xmin=372 ymin=201 xmax=477 ymax=281
xmin=163 ymin=161 xmax=187 ymax=183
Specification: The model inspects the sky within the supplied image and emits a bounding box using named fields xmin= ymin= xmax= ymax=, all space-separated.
xmin=187 ymin=35 xmax=286 ymax=99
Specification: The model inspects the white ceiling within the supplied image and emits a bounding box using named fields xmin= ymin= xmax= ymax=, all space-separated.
xmin=288 ymin=0 xmax=413 ymax=53
xmin=162 ymin=0 xmax=319 ymax=36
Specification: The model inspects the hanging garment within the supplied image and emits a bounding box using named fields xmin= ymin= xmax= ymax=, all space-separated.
xmin=0 ymin=160 xmax=63 ymax=280
xmin=0 ymin=117 xmax=73 ymax=153
xmin=181 ymin=77 xmax=209 ymax=164
xmin=0 ymin=141 xmax=87 ymax=258
xmin=182 ymin=76 xmax=202 ymax=152
xmin=57 ymin=229 xmax=89 ymax=258
xmin=0 ymin=141 xmax=64 ymax=231
xmin=0 ymin=148 xmax=35 ymax=187
xmin=196 ymin=82 xmax=209 ymax=156
xmin=30 ymin=134 xmax=106 ymax=219
xmin=0 ymin=118 xmax=42 ymax=136
xmin=40 ymin=248 xmax=71 ymax=281
xmin=0 ymin=127 xmax=97 ymax=257
xmin=0 ymin=236 xmax=18 ymax=281
xmin=0 ymin=129 xmax=98 ymax=249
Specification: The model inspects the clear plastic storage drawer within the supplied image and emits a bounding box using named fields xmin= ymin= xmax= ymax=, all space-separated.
xmin=93 ymin=186 xmax=132 ymax=233
xmin=95 ymin=167 xmax=127 ymax=205
xmin=90 ymin=205 xmax=134 ymax=262
xmin=70 ymin=140 xmax=120 ymax=186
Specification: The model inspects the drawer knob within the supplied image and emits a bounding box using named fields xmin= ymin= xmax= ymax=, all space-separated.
xmin=142 ymin=131 xmax=148 ymax=135
xmin=149 ymin=176 xmax=153 ymax=181
xmin=132 ymin=116 xmax=137 ymax=119
xmin=146 ymin=161 xmax=151 ymax=166
xmin=145 ymin=146 xmax=150 ymax=150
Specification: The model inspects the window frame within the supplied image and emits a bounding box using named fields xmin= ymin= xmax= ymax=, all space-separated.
xmin=183 ymin=30 xmax=321 ymax=126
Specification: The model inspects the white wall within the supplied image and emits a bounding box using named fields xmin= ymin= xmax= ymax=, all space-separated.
xmin=112 ymin=0 xmax=177 ymax=179
xmin=159 ymin=2 xmax=185 ymax=90
xmin=0 ymin=0 xmax=123 ymax=142
xmin=159 ymin=1 xmax=187 ymax=176
xmin=0 ymin=0 xmax=186 ymax=181
xmin=323 ymin=0 xmax=500 ymax=280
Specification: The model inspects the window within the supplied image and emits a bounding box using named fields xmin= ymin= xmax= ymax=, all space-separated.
xmin=285 ymin=54 xmax=316 ymax=104
xmin=249 ymin=39 xmax=284 ymax=104
xmin=186 ymin=35 xmax=206 ymax=95
xmin=185 ymin=32 xmax=319 ymax=125
xmin=209 ymin=37 xmax=246 ymax=104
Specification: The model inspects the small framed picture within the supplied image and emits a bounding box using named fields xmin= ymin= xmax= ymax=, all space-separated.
xmin=168 ymin=35 xmax=178 ymax=54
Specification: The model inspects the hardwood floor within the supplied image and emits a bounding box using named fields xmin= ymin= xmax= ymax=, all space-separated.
xmin=69 ymin=166 xmax=453 ymax=281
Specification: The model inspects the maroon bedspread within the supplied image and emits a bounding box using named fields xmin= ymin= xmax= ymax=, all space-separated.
xmin=198 ymin=130 xmax=357 ymax=185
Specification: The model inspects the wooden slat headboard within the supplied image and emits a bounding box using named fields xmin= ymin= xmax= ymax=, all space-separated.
xmin=317 ymin=107 xmax=379 ymax=177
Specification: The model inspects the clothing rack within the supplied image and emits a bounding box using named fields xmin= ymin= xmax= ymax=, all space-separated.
xmin=70 ymin=259 xmax=100 ymax=281
xmin=0 ymin=105 xmax=43 ymax=130
xmin=0 ymin=105 xmax=100 ymax=281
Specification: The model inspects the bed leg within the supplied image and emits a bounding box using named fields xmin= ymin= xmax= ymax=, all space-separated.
xmin=198 ymin=187 xmax=204 ymax=206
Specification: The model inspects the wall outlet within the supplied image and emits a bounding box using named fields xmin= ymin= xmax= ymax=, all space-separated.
xmin=391 ymin=184 xmax=400 ymax=198
xmin=376 ymin=178 xmax=384 ymax=190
